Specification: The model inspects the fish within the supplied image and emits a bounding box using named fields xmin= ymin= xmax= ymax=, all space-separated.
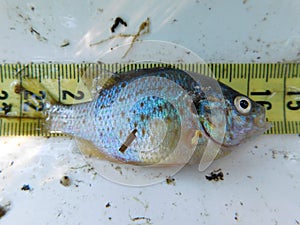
xmin=47 ymin=67 xmax=271 ymax=166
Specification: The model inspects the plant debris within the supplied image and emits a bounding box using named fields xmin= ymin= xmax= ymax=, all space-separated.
xmin=205 ymin=169 xmax=224 ymax=181
xmin=29 ymin=27 xmax=47 ymax=42
xmin=131 ymin=216 xmax=152 ymax=223
xmin=234 ymin=212 xmax=239 ymax=221
xmin=111 ymin=17 xmax=127 ymax=33
xmin=90 ymin=17 xmax=150 ymax=58
xmin=60 ymin=39 xmax=70 ymax=48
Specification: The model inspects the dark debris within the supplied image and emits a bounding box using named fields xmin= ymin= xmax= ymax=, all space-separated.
xmin=105 ymin=202 xmax=111 ymax=208
xmin=60 ymin=40 xmax=70 ymax=48
xmin=166 ymin=177 xmax=176 ymax=185
xmin=234 ymin=212 xmax=239 ymax=221
xmin=205 ymin=169 xmax=224 ymax=181
xmin=29 ymin=27 xmax=48 ymax=42
xmin=60 ymin=176 xmax=71 ymax=186
xmin=21 ymin=184 xmax=31 ymax=191
xmin=131 ymin=216 xmax=151 ymax=223
xmin=0 ymin=206 xmax=8 ymax=219
xmin=111 ymin=17 xmax=127 ymax=33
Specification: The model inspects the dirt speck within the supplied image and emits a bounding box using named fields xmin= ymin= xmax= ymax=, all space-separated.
xmin=21 ymin=184 xmax=31 ymax=191
xmin=105 ymin=202 xmax=111 ymax=208
xmin=271 ymin=149 xmax=295 ymax=160
xmin=60 ymin=176 xmax=71 ymax=186
xmin=234 ymin=212 xmax=239 ymax=221
xmin=166 ymin=176 xmax=176 ymax=185
xmin=115 ymin=166 xmax=123 ymax=175
xmin=205 ymin=169 xmax=224 ymax=181
xmin=272 ymin=150 xmax=277 ymax=159
xmin=18 ymin=13 xmax=31 ymax=22
xmin=97 ymin=8 xmax=104 ymax=13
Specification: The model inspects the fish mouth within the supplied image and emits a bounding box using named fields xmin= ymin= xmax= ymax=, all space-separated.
xmin=252 ymin=118 xmax=272 ymax=137
xmin=200 ymin=115 xmax=272 ymax=148
xmin=252 ymin=105 xmax=272 ymax=132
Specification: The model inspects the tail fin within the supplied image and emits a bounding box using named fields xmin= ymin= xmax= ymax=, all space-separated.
xmin=14 ymin=65 xmax=56 ymax=119
xmin=7 ymin=63 xmax=113 ymax=136
xmin=12 ymin=64 xmax=96 ymax=135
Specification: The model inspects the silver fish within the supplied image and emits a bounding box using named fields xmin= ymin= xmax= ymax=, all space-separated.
xmin=48 ymin=67 xmax=270 ymax=165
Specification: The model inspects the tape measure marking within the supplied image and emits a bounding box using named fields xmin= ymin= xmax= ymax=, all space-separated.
xmin=0 ymin=63 xmax=299 ymax=136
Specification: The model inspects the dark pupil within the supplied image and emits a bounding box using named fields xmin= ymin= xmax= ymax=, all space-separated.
xmin=240 ymin=99 xmax=249 ymax=109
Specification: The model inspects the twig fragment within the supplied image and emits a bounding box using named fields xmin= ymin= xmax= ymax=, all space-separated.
xmin=90 ymin=18 xmax=150 ymax=58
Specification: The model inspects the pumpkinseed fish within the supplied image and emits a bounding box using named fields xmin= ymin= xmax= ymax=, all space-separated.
xmin=47 ymin=67 xmax=270 ymax=165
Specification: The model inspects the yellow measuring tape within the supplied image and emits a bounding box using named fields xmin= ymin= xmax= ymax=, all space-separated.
xmin=0 ymin=63 xmax=299 ymax=136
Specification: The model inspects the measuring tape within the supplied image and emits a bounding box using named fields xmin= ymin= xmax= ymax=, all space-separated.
xmin=0 ymin=63 xmax=299 ymax=136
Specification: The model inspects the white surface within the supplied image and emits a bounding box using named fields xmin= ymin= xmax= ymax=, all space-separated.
xmin=1 ymin=0 xmax=300 ymax=63
xmin=0 ymin=136 xmax=299 ymax=225
xmin=0 ymin=0 xmax=300 ymax=225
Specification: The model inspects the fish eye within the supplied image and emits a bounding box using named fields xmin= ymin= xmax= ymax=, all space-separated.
xmin=234 ymin=96 xmax=252 ymax=114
